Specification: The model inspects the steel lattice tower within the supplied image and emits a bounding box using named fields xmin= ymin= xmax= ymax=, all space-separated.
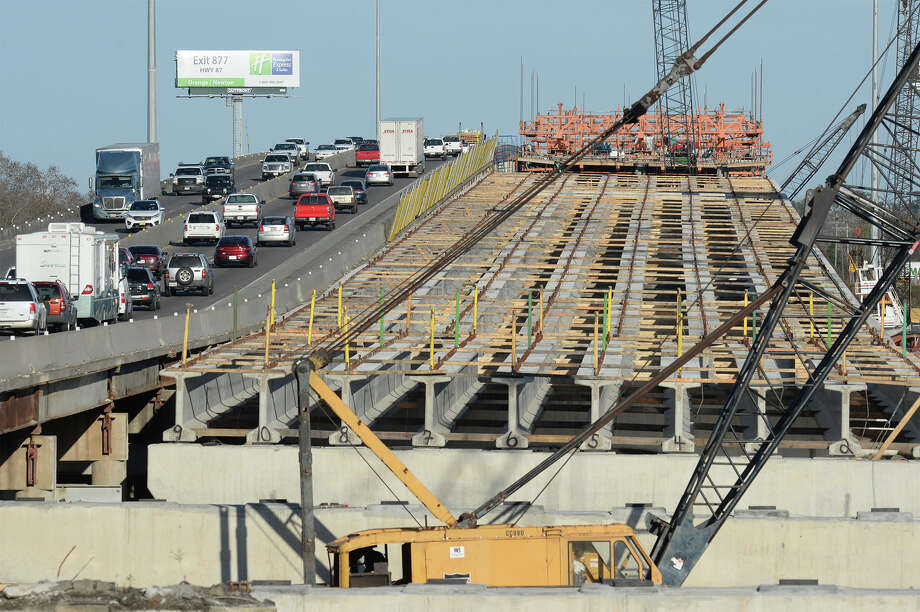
xmin=652 ymin=0 xmax=697 ymax=168
xmin=888 ymin=1 xmax=920 ymax=214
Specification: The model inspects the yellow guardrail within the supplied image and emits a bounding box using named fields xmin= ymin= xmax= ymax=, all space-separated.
xmin=388 ymin=139 xmax=497 ymax=241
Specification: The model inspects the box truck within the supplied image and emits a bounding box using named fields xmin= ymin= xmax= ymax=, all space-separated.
xmin=16 ymin=223 xmax=120 ymax=324
xmin=92 ymin=143 xmax=160 ymax=221
xmin=379 ymin=118 xmax=425 ymax=177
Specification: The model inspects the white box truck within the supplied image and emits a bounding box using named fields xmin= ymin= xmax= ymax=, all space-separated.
xmin=379 ymin=118 xmax=425 ymax=177
xmin=16 ymin=223 xmax=120 ymax=324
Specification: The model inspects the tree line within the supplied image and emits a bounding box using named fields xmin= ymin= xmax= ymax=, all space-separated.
xmin=0 ymin=151 xmax=87 ymax=228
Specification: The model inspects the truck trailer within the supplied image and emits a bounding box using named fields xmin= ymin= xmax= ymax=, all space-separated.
xmin=92 ymin=143 xmax=160 ymax=221
xmin=15 ymin=223 xmax=120 ymax=324
xmin=378 ymin=118 xmax=425 ymax=177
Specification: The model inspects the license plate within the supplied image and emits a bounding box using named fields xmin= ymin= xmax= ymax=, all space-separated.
xmin=309 ymin=217 xmax=316 ymax=221
xmin=229 ymin=255 xmax=238 ymax=260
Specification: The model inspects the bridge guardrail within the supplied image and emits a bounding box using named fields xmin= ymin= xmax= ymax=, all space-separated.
xmin=388 ymin=139 xmax=497 ymax=241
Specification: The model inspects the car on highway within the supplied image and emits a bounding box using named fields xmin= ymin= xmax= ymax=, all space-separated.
xmin=0 ymin=280 xmax=47 ymax=335
xmin=327 ymin=185 xmax=357 ymax=214
xmin=461 ymin=141 xmax=473 ymax=154
xmin=285 ymin=138 xmax=310 ymax=161
xmin=289 ymin=172 xmax=319 ymax=199
xmin=124 ymin=199 xmax=164 ymax=232
xmin=203 ymin=155 xmax=234 ymax=175
xmin=314 ymin=144 xmax=338 ymax=160
xmin=222 ymin=193 xmax=263 ymax=227
xmin=295 ymin=194 xmax=336 ymax=231
xmin=365 ymin=164 xmax=394 ymax=186
xmin=202 ymin=173 xmax=235 ymax=203
xmin=302 ymin=162 xmax=335 ymax=187
xmin=443 ymin=135 xmax=463 ymax=156
xmin=261 ymin=153 xmax=293 ymax=181
xmin=184 ymin=210 xmax=224 ymax=245
xmin=271 ymin=142 xmax=301 ymax=162
xmin=171 ymin=163 xmax=205 ymax=195
xmin=32 ymin=280 xmax=76 ymax=332
xmin=333 ymin=138 xmax=355 ymax=151
xmin=257 ymin=216 xmax=296 ymax=247
xmin=125 ymin=266 xmax=160 ymax=311
xmin=355 ymin=143 xmax=381 ymax=167
xmin=164 ymin=252 xmax=213 ymax=296
xmin=127 ymin=245 xmax=167 ymax=279
xmin=348 ymin=136 xmax=364 ymax=145
xmin=214 ymin=235 xmax=257 ymax=268
xmin=340 ymin=179 xmax=367 ymax=205
xmin=424 ymin=138 xmax=447 ymax=159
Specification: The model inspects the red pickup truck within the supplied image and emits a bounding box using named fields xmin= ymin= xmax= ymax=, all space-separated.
xmin=295 ymin=194 xmax=336 ymax=230
xmin=355 ymin=143 xmax=380 ymax=167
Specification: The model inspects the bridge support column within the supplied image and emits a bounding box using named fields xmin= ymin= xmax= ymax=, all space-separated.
xmin=0 ymin=435 xmax=57 ymax=501
xmin=244 ymin=372 xmax=292 ymax=444
xmin=57 ymin=408 xmax=129 ymax=491
xmin=660 ymin=381 xmax=698 ymax=453
xmin=574 ymin=379 xmax=618 ymax=451
xmin=327 ymin=374 xmax=363 ymax=446
xmin=409 ymin=375 xmax=451 ymax=447
xmin=741 ymin=387 xmax=770 ymax=454
xmin=814 ymin=382 xmax=867 ymax=456
xmin=161 ymin=372 xmax=199 ymax=442
xmin=494 ymin=377 xmax=531 ymax=449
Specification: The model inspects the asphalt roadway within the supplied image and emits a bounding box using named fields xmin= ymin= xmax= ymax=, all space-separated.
xmin=0 ymin=155 xmax=446 ymax=329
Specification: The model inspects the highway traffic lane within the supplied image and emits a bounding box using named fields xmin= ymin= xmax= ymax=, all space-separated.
xmin=0 ymin=157 xmax=264 ymax=274
xmin=128 ymin=158 xmax=447 ymax=320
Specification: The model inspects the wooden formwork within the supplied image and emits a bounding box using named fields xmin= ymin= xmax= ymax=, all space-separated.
xmin=171 ymin=172 xmax=920 ymax=391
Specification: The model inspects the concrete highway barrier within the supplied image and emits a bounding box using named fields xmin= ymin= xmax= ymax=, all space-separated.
xmin=0 ymin=148 xmax=482 ymax=394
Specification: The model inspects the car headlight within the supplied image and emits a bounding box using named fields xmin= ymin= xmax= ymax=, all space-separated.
xmin=172 ymin=178 xmax=178 ymax=183
xmin=196 ymin=177 xmax=204 ymax=183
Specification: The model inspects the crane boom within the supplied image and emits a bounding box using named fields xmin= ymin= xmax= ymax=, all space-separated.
xmin=650 ymin=39 xmax=920 ymax=586
xmin=779 ymin=104 xmax=866 ymax=200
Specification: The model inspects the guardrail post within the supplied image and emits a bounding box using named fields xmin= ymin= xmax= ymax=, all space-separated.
xmin=182 ymin=303 xmax=191 ymax=366
xmin=264 ymin=305 xmax=272 ymax=368
xmin=344 ymin=306 xmax=350 ymax=371
xmin=337 ymin=283 xmax=343 ymax=328
xmin=232 ymin=286 xmax=239 ymax=341
xmin=308 ymin=289 xmax=316 ymax=344
xmin=270 ymin=278 xmax=276 ymax=329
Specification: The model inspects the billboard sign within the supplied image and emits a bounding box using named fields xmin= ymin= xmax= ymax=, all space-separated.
xmin=175 ymin=50 xmax=300 ymax=88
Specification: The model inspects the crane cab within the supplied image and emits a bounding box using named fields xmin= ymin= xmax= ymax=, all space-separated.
xmin=327 ymin=523 xmax=662 ymax=588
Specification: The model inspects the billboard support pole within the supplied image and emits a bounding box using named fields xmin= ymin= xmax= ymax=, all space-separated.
xmin=147 ymin=0 xmax=156 ymax=143
xmin=376 ymin=0 xmax=381 ymax=140
xmin=232 ymin=95 xmax=242 ymax=159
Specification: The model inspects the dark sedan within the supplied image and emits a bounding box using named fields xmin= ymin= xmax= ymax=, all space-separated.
xmin=126 ymin=266 xmax=161 ymax=310
xmin=127 ymin=245 xmax=168 ymax=279
xmin=214 ymin=235 xmax=257 ymax=268
xmin=340 ymin=179 xmax=368 ymax=205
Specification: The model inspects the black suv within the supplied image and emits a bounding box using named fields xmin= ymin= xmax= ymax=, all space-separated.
xmin=202 ymin=173 xmax=236 ymax=203
xmin=126 ymin=266 xmax=161 ymax=310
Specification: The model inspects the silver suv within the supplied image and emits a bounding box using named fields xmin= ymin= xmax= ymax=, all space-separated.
xmin=0 ymin=280 xmax=47 ymax=335
xmin=163 ymin=252 xmax=213 ymax=296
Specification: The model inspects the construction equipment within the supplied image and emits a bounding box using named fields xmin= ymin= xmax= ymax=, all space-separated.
xmin=304 ymin=11 xmax=920 ymax=593
xmin=653 ymin=0 xmax=698 ymax=167
xmin=779 ymin=104 xmax=866 ymax=200
xmin=297 ymin=0 xmax=769 ymax=589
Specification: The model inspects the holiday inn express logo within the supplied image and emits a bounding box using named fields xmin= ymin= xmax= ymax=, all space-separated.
xmin=249 ymin=53 xmax=272 ymax=75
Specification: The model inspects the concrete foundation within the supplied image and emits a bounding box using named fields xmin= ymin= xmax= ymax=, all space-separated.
xmin=0 ymin=500 xmax=919 ymax=591
xmin=256 ymin=584 xmax=920 ymax=612
xmin=148 ymin=445 xmax=920 ymax=518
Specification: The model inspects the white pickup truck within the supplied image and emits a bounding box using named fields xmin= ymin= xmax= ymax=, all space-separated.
xmin=262 ymin=153 xmax=293 ymax=181
xmin=223 ymin=193 xmax=263 ymax=227
xmin=301 ymin=162 xmax=335 ymax=187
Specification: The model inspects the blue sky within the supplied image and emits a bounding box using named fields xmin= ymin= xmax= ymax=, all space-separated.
xmin=0 ymin=1 xmax=900 ymax=188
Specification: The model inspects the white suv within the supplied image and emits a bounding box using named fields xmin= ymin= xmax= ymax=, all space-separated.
xmin=183 ymin=210 xmax=224 ymax=245
xmin=285 ymin=138 xmax=310 ymax=161
xmin=262 ymin=153 xmax=293 ymax=181
xmin=0 ymin=280 xmax=47 ymax=335
xmin=301 ymin=162 xmax=335 ymax=187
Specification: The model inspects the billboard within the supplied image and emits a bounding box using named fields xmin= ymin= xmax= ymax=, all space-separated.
xmin=175 ymin=50 xmax=300 ymax=88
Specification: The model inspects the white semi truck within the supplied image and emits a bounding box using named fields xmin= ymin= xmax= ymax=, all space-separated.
xmin=15 ymin=223 xmax=120 ymax=324
xmin=379 ymin=118 xmax=425 ymax=177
